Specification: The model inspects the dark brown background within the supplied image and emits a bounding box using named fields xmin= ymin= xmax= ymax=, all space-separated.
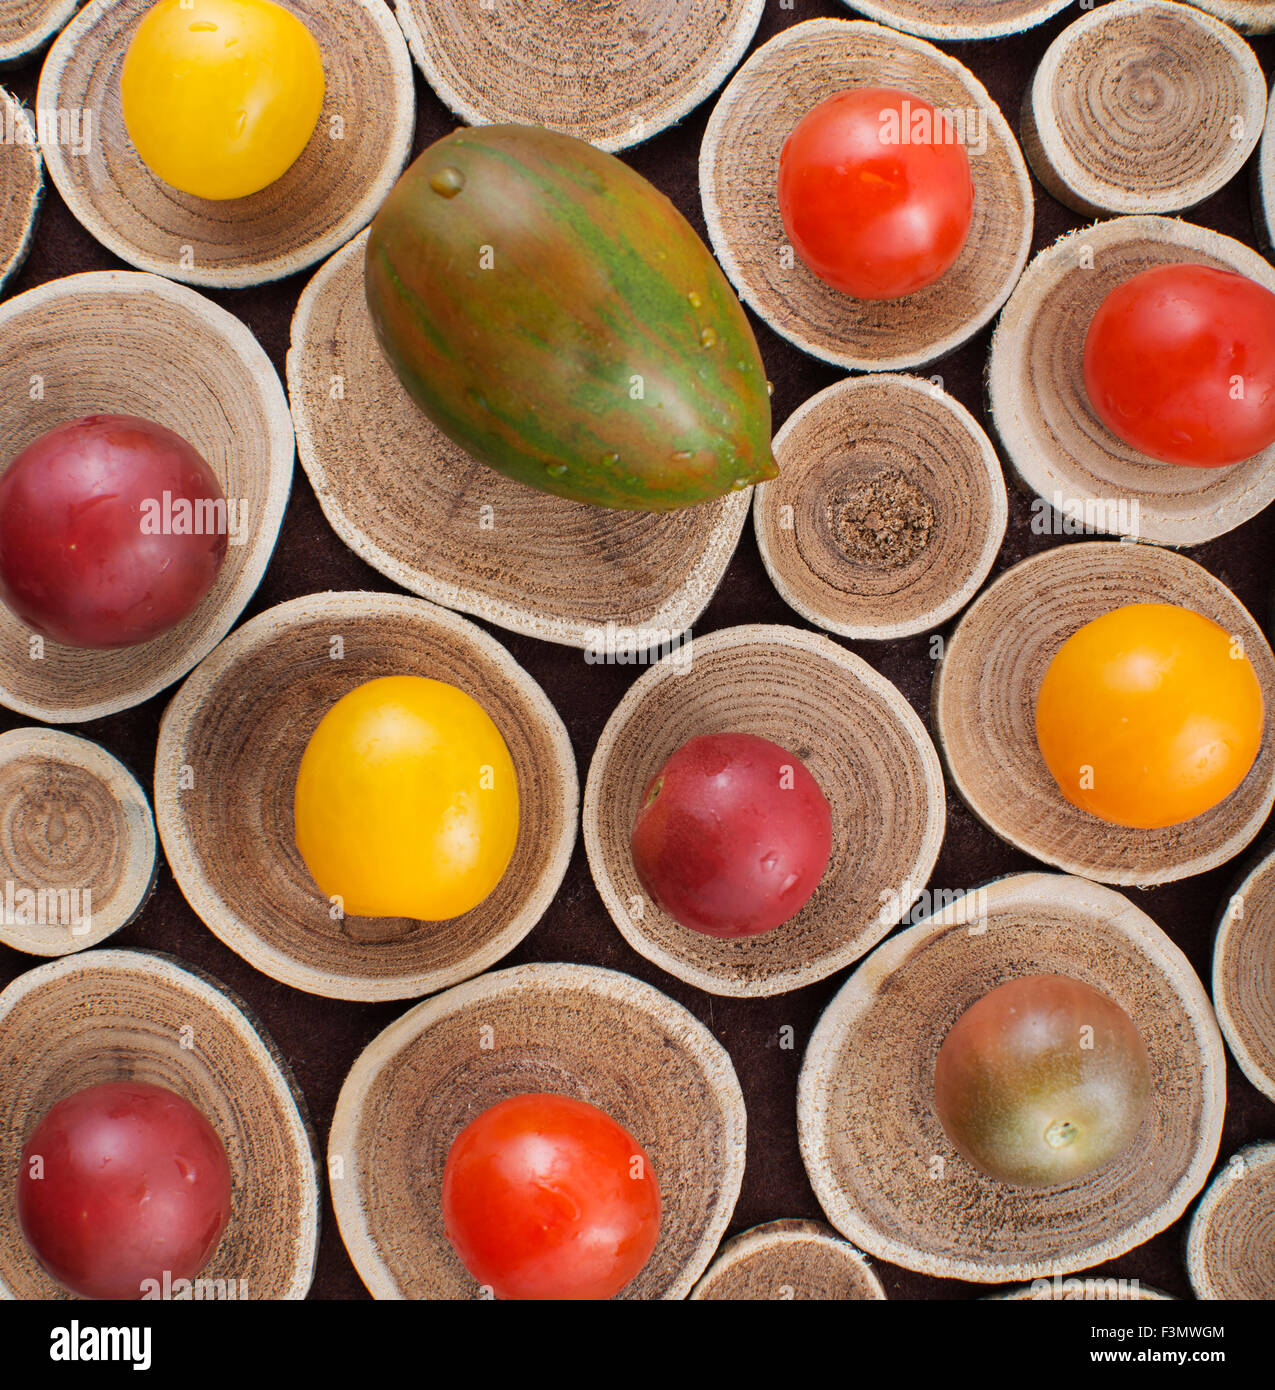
xmin=2 ymin=0 xmax=1274 ymax=1301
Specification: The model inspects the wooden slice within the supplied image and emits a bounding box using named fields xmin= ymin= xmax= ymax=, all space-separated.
xmin=288 ymin=231 xmax=752 ymax=651
xmin=688 ymin=1220 xmax=887 ymax=1301
xmin=1021 ymin=1 xmax=1265 ymax=218
xmin=754 ymin=375 xmax=1007 ymax=641
xmin=838 ymin=1 xmax=1072 ymax=42
xmin=1255 ymin=69 xmax=1275 ymax=251
xmin=799 ymin=872 xmax=1227 ymax=1283
xmin=583 ymin=624 xmax=946 ymax=998
xmin=987 ymin=1280 xmax=1174 ymax=1300
xmin=328 ymin=962 xmax=747 ymax=1299
xmin=933 ymin=542 xmax=1275 ymax=887
xmin=0 ymin=87 xmax=41 ymax=292
xmin=0 ymin=271 xmax=294 ymax=724
xmin=396 ymin=0 xmax=763 ymax=153
xmin=1186 ymin=1143 xmax=1275 ymax=1299
xmin=0 ymin=728 xmax=155 ymax=957
xmin=0 ymin=949 xmax=320 ymax=1300
xmin=37 ymin=0 xmax=414 ymax=289
xmin=699 ymin=18 xmax=1034 ymax=372
xmin=987 ymin=216 xmax=1275 ymax=547
xmin=155 ymin=591 xmax=577 ymax=1003
xmin=0 ymin=0 xmax=78 ymax=67
xmin=1212 ymin=846 xmax=1275 ymax=1103
xmin=1185 ymin=1 xmax=1275 ymax=35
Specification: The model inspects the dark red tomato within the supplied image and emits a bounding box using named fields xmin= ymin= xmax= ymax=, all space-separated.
xmin=777 ymin=87 xmax=974 ymax=300
xmin=442 ymin=1093 xmax=660 ymax=1301
xmin=630 ymin=732 xmax=832 ymax=938
xmin=1083 ymin=264 xmax=1275 ymax=467
xmin=17 ymin=1081 xmax=233 ymax=1300
xmin=0 ymin=414 xmax=228 ymax=649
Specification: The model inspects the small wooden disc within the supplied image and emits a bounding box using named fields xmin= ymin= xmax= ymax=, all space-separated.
xmin=799 ymin=872 xmax=1226 ymax=1283
xmin=0 ymin=728 xmax=155 ymax=957
xmin=396 ymin=0 xmax=764 ymax=152
xmin=583 ymin=624 xmax=946 ymax=998
xmin=754 ymin=375 xmax=1007 ymax=641
xmin=700 ymin=18 xmax=1034 ymax=372
xmin=1186 ymin=1143 xmax=1275 ymax=1299
xmin=0 ymin=271 xmax=294 ymax=724
xmin=1212 ymin=846 xmax=1275 ymax=1103
xmin=328 ymin=962 xmax=747 ymax=1299
xmin=987 ymin=216 xmax=1275 ymax=547
xmin=289 ymin=231 xmax=752 ymax=651
xmin=987 ymin=1280 xmax=1174 ymax=1300
xmin=1021 ymin=0 xmax=1265 ymax=218
xmin=37 ymin=0 xmax=415 ymax=289
xmin=0 ymin=87 xmax=41 ymax=292
xmin=155 ymin=591 xmax=578 ymax=1003
xmin=1185 ymin=1 xmax=1275 ymax=35
xmin=688 ymin=1220 xmax=887 ymax=1301
xmin=0 ymin=0 xmax=77 ymax=67
xmin=0 ymin=949 xmax=320 ymax=1300
xmin=933 ymin=542 xmax=1275 ymax=887
xmin=837 ymin=0 xmax=1072 ymax=42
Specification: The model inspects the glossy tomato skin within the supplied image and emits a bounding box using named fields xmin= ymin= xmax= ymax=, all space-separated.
xmin=630 ymin=732 xmax=832 ymax=938
xmin=0 ymin=415 xmax=228 ymax=649
xmin=1083 ymin=264 xmax=1275 ymax=466
xmin=778 ymin=87 xmax=974 ymax=300
xmin=442 ymin=1093 xmax=660 ymax=1301
xmin=17 ymin=1081 xmax=233 ymax=1300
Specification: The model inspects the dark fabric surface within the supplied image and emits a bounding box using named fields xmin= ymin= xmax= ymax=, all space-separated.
xmin=2 ymin=0 xmax=1274 ymax=1301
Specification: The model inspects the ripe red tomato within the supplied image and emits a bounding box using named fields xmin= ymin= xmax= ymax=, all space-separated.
xmin=17 ymin=1081 xmax=233 ymax=1300
xmin=1083 ymin=263 xmax=1275 ymax=467
xmin=0 ymin=414 xmax=228 ymax=649
xmin=777 ymin=87 xmax=974 ymax=300
xmin=630 ymin=732 xmax=832 ymax=938
xmin=442 ymin=1093 xmax=660 ymax=1300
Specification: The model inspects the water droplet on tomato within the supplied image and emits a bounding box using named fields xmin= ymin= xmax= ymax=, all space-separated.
xmin=687 ymin=291 xmax=702 ymax=309
xmin=546 ymin=462 xmax=569 ymax=477
xmin=430 ymin=166 xmax=466 ymax=198
xmin=700 ymin=327 xmax=717 ymax=349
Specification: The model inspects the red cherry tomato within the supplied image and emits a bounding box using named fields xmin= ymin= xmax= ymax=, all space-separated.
xmin=442 ymin=1093 xmax=661 ymax=1301
xmin=630 ymin=732 xmax=833 ymax=938
xmin=17 ymin=1081 xmax=233 ymax=1300
xmin=1083 ymin=263 xmax=1275 ymax=467
xmin=777 ymin=87 xmax=974 ymax=300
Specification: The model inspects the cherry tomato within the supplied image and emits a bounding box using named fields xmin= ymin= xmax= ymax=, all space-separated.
xmin=777 ymin=87 xmax=974 ymax=300
xmin=630 ymin=732 xmax=832 ymax=938
xmin=17 ymin=1081 xmax=233 ymax=1300
xmin=1035 ymin=603 xmax=1263 ymax=830
xmin=1083 ymin=263 xmax=1275 ymax=467
xmin=442 ymin=1093 xmax=660 ymax=1301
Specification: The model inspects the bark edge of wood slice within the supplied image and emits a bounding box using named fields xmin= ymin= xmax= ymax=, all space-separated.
xmin=0 ymin=86 xmax=41 ymax=292
xmin=1212 ymin=845 xmax=1275 ymax=1103
xmin=1255 ymin=67 xmax=1275 ymax=250
xmin=688 ymin=1219 xmax=887 ymax=1301
xmin=1186 ymin=1142 xmax=1275 ymax=1299
xmin=0 ymin=0 xmax=79 ymax=66
xmin=1185 ymin=1 xmax=1275 ymax=35
xmin=986 ymin=1279 xmax=1175 ymax=1299
xmin=836 ymin=0 xmax=1073 ymax=41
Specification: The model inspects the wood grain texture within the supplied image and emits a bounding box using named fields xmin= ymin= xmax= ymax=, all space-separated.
xmin=839 ymin=0 xmax=1072 ymax=41
xmin=688 ymin=1219 xmax=886 ymax=1300
xmin=1212 ymin=847 xmax=1275 ymax=1103
xmin=0 ymin=86 xmax=39 ymax=291
xmin=1185 ymin=0 xmax=1275 ymax=35
xmin=1186 ymin=1142 xmax=1275 ymax=1298
xmin=0 ymin=0 xmax=77 ymax=67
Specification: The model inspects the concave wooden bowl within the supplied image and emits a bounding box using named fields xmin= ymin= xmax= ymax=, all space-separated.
xmin=987 ymin=216 xmax=1275 ymax=547
xmin=0 ymin=271 xmax=294 ymax=724
xmin=1212 ymin=846 xmax=1275 ymax=1103
xmin=37 ymin=0 xmax=414 ymax=289
xmin=0 ymin=727 xmax=155 ymax=957
xmin=1187 ymin=1 xmax=1275 ymax=35
xmin=932 ymin=542 xmax=1275 ymax=887
xmin=0 ymin=86 xmax=40 ymax=292
xmin=1186 ymin=1143 xmax=1275 ymax=1299
xmin=396 ymin=0 xmax=764 ymax=152
xmin=288 ymin=230 xmax=752 ymax=651
xmin=798 ymin=872 xmax=1227 ymax=1283
xmin=1021 ymin=0 xmax=1265 ymax=219
xmin=987 ymin=1280 xmax=1174 ymax=1300
xmin=838 ymin=0 xmax=1072 ymax=42
xmin=583 ymin=624 xmax=946 ymax=998
xmin=688 ymin=1219 xmax=887 ymax=1301
xmin=0 ymin=0 xmax=77 ymax=67
xmin=328 ymin=962 xmax=747 ymax=1300
xmin=754 ymin=375 xmax=1007 ymax=641
xmin=0 ymin=949 xmax=320 ymax=1300
xmin=700 ymin=18 xmax=1033 ymax=372
xmin=154 ymin=591 xmax=577 ymax=1003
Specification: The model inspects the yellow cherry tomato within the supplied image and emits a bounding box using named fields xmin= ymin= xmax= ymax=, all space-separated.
xmin=294 ymin=676 xmax=519 ymax=920
xmin=120 ymin=0 xmax=325 ymax=201
xmin=1035 ymin=603 xmax=1264 ymax=830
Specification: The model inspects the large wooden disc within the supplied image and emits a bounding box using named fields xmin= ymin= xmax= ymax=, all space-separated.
xmin=688 ymin=1220 xmax=887 ymax=1301
xmin=0 ymin=87 xmax=40 ymax=293
xmin=1212 ymin=846 xmax=1275 ymax=1103
xmin=837 ymin=0 xmax=1072 ymax=42
xmin=0 ymin=0 xmax=78 ymax=66
xmin=1186 ymin=1143 xmax=1275 ymax=1299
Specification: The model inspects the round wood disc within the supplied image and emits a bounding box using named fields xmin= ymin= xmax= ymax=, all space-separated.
xmin=838 ymin=0 xmax=1072 ymax=42
xmin=288 ymin=231 xmax=751 ymax=651
xmin=933 ymin=542 xmax=1275 ymax=887
xmin=1212 ymin=846 xmax=1275 ymax=1103
xmin=754 ymin=374 xmax=1007 ymax=641
xmin=0 ymin=86 xmax=40 ymax=292
xmin=0 ymin=0 xmax=78 ymax=67
xmin=688 ymin=1219 xmax=887 ymax=1300
xmin=700 ymin=18 xmax=1034 ymax=372
xmin=987 ymin=216 xmax=1275 ymax=547
xmin=583 ymin=624 xmax=946 ymax=998
xmin=0 ymin=271 xmax=294 ymax=724
xmin=1021 ymin=0 xmax=1266 ymax=218
xmin=328 ymin=962 xmax=747 ymax=1299
xmin=0 ymin=727 xmax=155 ymax=957
xmin=799 ymin=872 xmax=1227 ymax=1283
xmin=1186 ymin=1143 xmax=1275 ymax=1299
xmin=987 ymin=1279 xmax=1174 ymax=1299
xmin=155 ymin=591 xmax=578 ymax=1003
xmin=396 ymin=0 xmax=764 ymax=152
xmin=36 ymin=0 xmax=415 ymax=289
xmin=0 ymin=949 xmax=320 ymax=1300
xmin=1186 ymin=1 xmax=1275 ymax=35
